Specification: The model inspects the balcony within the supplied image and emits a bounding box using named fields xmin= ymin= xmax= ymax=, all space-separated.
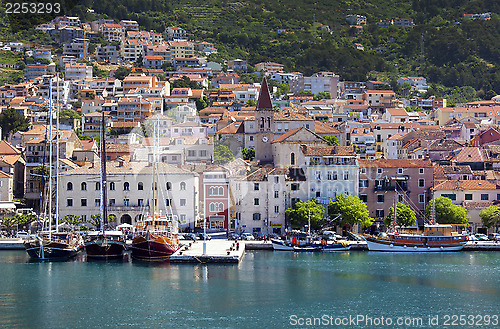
xmin=374 ymin=183 xmax=408 ymax=191
xmin=108 ymin=204 xmax=149 ymax=212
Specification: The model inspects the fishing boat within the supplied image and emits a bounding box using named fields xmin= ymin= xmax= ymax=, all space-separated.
xmin=130 ymin=118 xmax=179 ymax=261
xmin=271 ymin=231 xmax=311 ymax=251
xmin=356 ymin=225 xmax=468 ymax=252
xmin=84 ymin=111 xmax=126 ymax=259
xmin=321 ymin=241 xmax=351 ymax=252
xmin=24 ymin=74 xmax=82 ymax=261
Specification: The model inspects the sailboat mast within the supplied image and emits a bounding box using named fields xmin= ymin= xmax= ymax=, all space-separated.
xmin=48 ymin=77 xmax=53 ymax=240
xmin=102 ymin=110 xmax=108 ymax=232
xmin=55 ymin=73 xmax=60 ymax=232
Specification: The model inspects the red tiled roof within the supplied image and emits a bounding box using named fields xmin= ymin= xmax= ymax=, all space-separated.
xmin=358 ymin=159 xmax=433 ymax=168
xmin=271 ymin=128 xmax=302 ymax=143
xmin=256 ymin=77 xmax=272 ymax=110
xmin=433 ymin=180 xmax=497 ymax=191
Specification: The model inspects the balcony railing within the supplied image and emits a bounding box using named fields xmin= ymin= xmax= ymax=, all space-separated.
xmin=374 ymin=184 xmax=408 ymax=191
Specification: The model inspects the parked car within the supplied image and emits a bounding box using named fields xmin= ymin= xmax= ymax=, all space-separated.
xmin=184 ymin=233 xmax=198 ymax=240
xmin=197 ymin=233 xmax=212 ymax=240
xmin=16 ymin=231 xmax=30 ymax=239
xmin=229 ymin=233 xmax=240 ymax=240
xmin=241 ymin=233 xmax=255 ymax=240
xmin=475 ymin=233 xmax=489 ymax=241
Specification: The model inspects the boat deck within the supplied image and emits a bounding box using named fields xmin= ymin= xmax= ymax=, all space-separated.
xmin=170 ymin=240 xmax=245 ymax=263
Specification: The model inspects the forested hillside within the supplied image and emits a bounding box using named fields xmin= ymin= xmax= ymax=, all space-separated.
xmin=1 ymin=0 xmax=499 ymax=95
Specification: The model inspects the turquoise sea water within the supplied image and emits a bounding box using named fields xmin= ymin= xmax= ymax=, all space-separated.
xmin=0 ymin=250 xmax=498 ymax=329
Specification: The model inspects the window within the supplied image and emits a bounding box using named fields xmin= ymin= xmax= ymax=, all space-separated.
xmin=290 ymin=152 xmax=295 ymax=165
xmin=360 ymin=195 xmax=367 ymax=202
xmin=441 ymin=194 xmax=457 ymax=201
xmin=418 ymin=179 xmax=425 ymax=188
xmin=316 ymin=171 xmax=321 ymax=180
xmin=274 ymin=191 xmax=279 ymax=198
xmin=249 ymin=136 xmax=254 ymax=141
xmin=138 ymin=199 xmax=144 ymax=206
xmin=123 ymin=199 xmax=129 ymax=206
xmin=376 ymin=209 xmax=384 ymax=218
xmin=377 ymin=168 xmax=383 ymax=174
xmin=343 ymin=171 xmax=349 ymax=180
xmin=96 ymin=182 xmax=101 ymax=191
xmin=81 ymin=182 xmax=87 ymax=191
xmin=398 ymin=195 xmax=404 ymax=203
xmin=254 ymin=183 xmax=259 ymax=191
xmin=166 ymin=182 xmax=172 ymax=190
xmin=360 ymin=168 xmax=367 ymax=174
xmin=327 ymin=171 xmax=332 ymax=180
xmin=275 ymin=205 xmax=279 ymax=213
xmin=481 ymin=194 xmax=489 ymax=201
xmin=180 ymin=214 xmax=186 ymax=222
xmin=254 ymin=198 xmax=259 ymax=206
xmin=199 ymin=150 xmax=207 ymax=157
xmin=124 ymin=182 xmax=130 ymax=191
xmin=210 ymin=203 xmax=216 ymax=212
xmin=67 ymin=182 xmax=73 ymax=191
xmin=165 ymin=199 xmax=172 ymax=206
xmin=95 ymin=199 xmax=100 ymax=207
xmin=253 ymin=213 xmax=261 ymax=220
xmin=67 ymin=199 xmax=73 ymax=207
xmin=398 ymin=168 xmax=403 ymax=174
xmin=180 ymin=182 xmax=186 ymax=190
xmin=497 ymin=194 xmax=500 ymax=201
xmin=291 ymin=183 xmax=299 ymax=191
xmin=419 ymin=168 xmax=424 ymax=174
xmin=81 ymin=199 xmax=87 ymax=207
xmin=219 ymin=187 xmax=224 ymax=195
xmin=465 ymin=194 xmax=472 ymax=201
xmin=218 ymin=203 xmax=224 ymax=212
xmin=377 ymin=195 xmax=384 ymax=203
xmin=180 ymin=199 xmax=186 ymax=207
xmin=110 ymin=182 xmax=115 ymax=190
xmin=109 ymin=199 xmax=115 ymax=206
xmin=419 ymin=194 xmax=425 ymax=203
xmin=188 ymin=150 xmax=195 ymax=157
xmin=359 ymin=180 xmax=369 ymax=188
xmin=138 ymin=182 xmax=144 ymax=190
xmin=274 ymin=176 xmax=279 ymax=184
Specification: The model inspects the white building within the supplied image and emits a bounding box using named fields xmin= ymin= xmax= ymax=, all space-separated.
xmin=65 ymin=62 xmax=93 ymax=81
xmin=58 ymin=162 xmax=199 ymax=230
xmin=290 ymin=72 xmax=340 ymax=97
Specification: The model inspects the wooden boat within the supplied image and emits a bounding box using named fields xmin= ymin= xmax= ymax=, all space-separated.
xmin=356 ymin=225 xmax=467 ymax=252
xmin=271 ymin=231 xmax=311 ymax=251
xmin=321 ymin=241 xmax=351 ymax=252
xmin=25 ymin=232 xmax=81 ymax=260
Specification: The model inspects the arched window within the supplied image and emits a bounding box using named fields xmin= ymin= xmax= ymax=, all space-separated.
xmin=180 ymin=182 xmax=186 ymax=191
xmin=166 ymin=182 xmax=172 ymax=190
xmin=210 ymin=203 xmax=216 ymax=212
xmin=218 ymin=187 xmax=224 ymax=196
xmin=110 ymin=182 xmax=115 ymax=191
xmin=291 ymin=152 xmax=295 ymax=166
xmin=124 ymin=182 xmax=130 ymax=191
xmin=96 ymin=182 xmax=100 ymax=191
xmin=138 ymin=182 xmax=143 ymax=190
xmin=267 ymin=117 xmax=271 ymax=129
xmin=218 ymin=203 xmax=224 ymax=212
xmin=67 ymin=182 xmax=73 ymax=191
xmin=81 ymin=182 xmax=87 ymax=191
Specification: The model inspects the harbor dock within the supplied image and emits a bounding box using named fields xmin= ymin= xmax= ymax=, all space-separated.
xmin=0 ymin=238 xmax=24 ymax=250
xmin=170 ymin=239 xmax=245 ymax=263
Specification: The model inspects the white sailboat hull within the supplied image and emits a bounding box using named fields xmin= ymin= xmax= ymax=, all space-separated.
xmin=365 ymin=239 xmax=466 ymax=252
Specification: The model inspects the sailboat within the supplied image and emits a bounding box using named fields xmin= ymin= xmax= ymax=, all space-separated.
xmin=24 ymin=74 xmax=82 ymax=260
xmin=84 ymin=111 xmax=126 ymax=259
xmin=130 ymin=117 xmax=180 ymax=261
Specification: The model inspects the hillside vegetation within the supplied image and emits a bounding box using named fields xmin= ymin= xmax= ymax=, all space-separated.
xmin=1 ymin=0 xmax=499 ymax=95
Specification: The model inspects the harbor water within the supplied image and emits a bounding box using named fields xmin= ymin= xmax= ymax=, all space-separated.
xmin=0 ymin=250 xmax=498 ymax=328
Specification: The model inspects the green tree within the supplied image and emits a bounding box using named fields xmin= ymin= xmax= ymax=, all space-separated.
xmin=89 ymin=214 xmax=118 ymax=229
xmin=244 ymin=99 xmax=257 ymax=107
xmin=384 ymin=203 xmax=417 ymax=227
xmin=0 ymin=107 xmax=30 ymax=139
xmin=329 ymin=194 xmax=373 ymax=227
xmin=323 ymin=135 xmax=339 ymax=146
xmin=425 ymin=197 xmax=469 ymax=225
xmin=285 ymin=199 xmax=325 ymax=230
xmin=171 ymin=76 xmax=201 ymax=90
xmin=113 ymin=66 xmax=132 ymax=80
xmin=1 ymin=214 xmax=36 ymax=230
xmin=195 ymin=96 xmax=209 ymax=111
xmin=213 ymin=141 xmax=234 ymax=164
xmin=62 ymin=214 xmax=82 ymax=228
xmin=59 ymin=108 xmax=81 ymax=119
xmin=479 ymin=206 xmax=500 ymax=231
xmin=314 ymin=92 xmax=331 ymax=100
xmin=241 ymin=147 xmax=255 ymax=161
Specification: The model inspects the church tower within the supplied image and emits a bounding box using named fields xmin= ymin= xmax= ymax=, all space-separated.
xmin=254 ymin=77 xmax=274 ymax=163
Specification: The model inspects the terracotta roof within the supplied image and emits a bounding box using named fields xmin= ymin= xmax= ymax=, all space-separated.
xmin=0 ymin=141 xmax=20 ymax=155
xmin=80 ymin=140 xmax=97 ymax=151
xmin=0 ymin=155 xmax=23 ymax=166
xmin=0 ymin=171 xmax=12 ymax=178
xmin=451 ymin=147 xmax=487 ymax=163
xmin=271 ymin=128 xmax=302 ymax=143
xmin=274 ymin=111 xmax=313 ymax=121
xmin=433 ymin=180 xmax=497 ymax=191
xmin=241 ymin=167 xmax=288 ymax=182
xmin=428 ymin=139 xmax=463 ymax=151
xmin=301 ymin=145 xmax=355 ymax=157
xmin=387 ymin=108 xmax=409 ymax=116
xmin=60 ymin=162 xmax=195 ymax=176
xmin=314 ymin=121 xmax=342 ymax=134
xmin=216 ymin=122 xmax=245 ymax=134
xmin=358 ymin=159 xmax=433 ymax=168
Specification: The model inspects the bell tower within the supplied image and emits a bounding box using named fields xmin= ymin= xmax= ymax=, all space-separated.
xmin=254 ymin=77 xmax=274 ymax=163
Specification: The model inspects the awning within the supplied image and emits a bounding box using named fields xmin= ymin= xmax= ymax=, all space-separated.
xmin=0 ymin=202 xmax=16 ymax=210
xmin=390 ymin=176 xmax=409 ymax=181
